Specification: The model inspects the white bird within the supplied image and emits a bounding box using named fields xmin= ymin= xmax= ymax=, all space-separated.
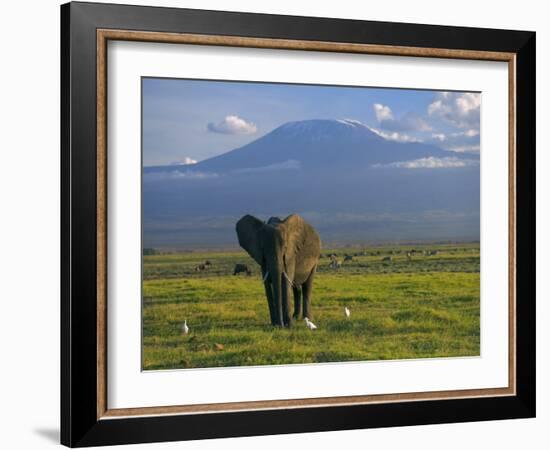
xmin=344 ymin=306 xmax=351 ymax=319
xmin=181 ymin=320 xmax=189 ymax=335
xmin=305 ymin=318 xmax=317 ymax=330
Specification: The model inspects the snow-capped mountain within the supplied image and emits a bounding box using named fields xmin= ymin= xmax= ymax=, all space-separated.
xmin=145 ymin=119 xmax=476 ymax=175
xmin=143 ymin=119 xmax=480 ymax=248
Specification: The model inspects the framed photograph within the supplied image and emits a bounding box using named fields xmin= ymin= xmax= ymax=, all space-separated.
xmin=61 ymin=2 xmax=536 ymax=447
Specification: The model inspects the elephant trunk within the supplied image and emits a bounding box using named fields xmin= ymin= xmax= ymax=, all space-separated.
xmin=269 ymin=262 xmax=284 ymax=327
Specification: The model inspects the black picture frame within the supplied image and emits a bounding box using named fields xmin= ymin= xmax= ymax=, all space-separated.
xmin=61 ymin=1 xmax=536 ymax=447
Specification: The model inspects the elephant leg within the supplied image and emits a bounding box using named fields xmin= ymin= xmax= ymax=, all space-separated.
xmin=263 ymin=280 xmax=277 ymax=325
xmin=302 ymin=267 xmax=316 ymax=320
xmin=271 ymin=270 xmax=284 ymax=327
xmin=292 ymin=286 xmax=302 ymax=319
xmin=282 ymin=276 xmax=293 ymax=327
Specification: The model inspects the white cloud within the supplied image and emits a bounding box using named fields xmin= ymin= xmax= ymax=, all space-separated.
xmin=373 ymin=156 xmax=479 ymax=169
xmin=367 ymin=126 xmax=420 ymax=143
xmin=427 ymin=129 xmax=480 ymax=153
xmin=234 ymin=159 xmax=301 ymax=174
xmin=373 ymin=103 xmax=393 ymax=122
xmin=373 ymin=104 xmax=431 ymax=132
xmin=456 ymin=93 xmax=481 ymax=114
xmin=207 ymin=115 xmax=257 ymax=135
xmin=183 ymin=157 xmax=197 ymax=165
xmin=170 ymin=157 xmax=197 ymax=165
xmin=446 ymin=145 xmax=480 ymax=153
xmin=144 ymin=170 xmax=218 ymax=181
xmin=428 ymin=92 xmax=481 ymax=129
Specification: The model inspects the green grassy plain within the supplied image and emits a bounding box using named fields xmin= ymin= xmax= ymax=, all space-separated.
xmin=142 ymin=243 xmax=480 ymax=370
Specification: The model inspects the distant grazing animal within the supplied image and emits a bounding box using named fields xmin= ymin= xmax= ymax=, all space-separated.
xmin=204 ymin=260 xmax=212 ymax=266
xmin=426 ymin=250 xmax=438 ymax=256
xmin=305 ymin=318 xmax=317 ymax=330
xmin=344 ymin=306 xmax=351 ymax=319
xmin=195 ymin=263 xmax=208 ymax=272
xmin=181 ymin=320 xmax=189 ymax=335
xmin=233 ymin=263 xmax=252 ymax=276
xmin=382 ymin=256 xmax=393 ymax=262
xmin=329 ymin=256 xmax=342 ymax=270
xmin=344 ymin=255 xmax=353 ymax=262
xmin=406 ymin=252 xmax=412 ymax=260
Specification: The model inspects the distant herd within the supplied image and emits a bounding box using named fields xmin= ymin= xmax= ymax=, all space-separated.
xmin=320 ymin=248 xmax=439 ymax=271
xmin=191 ymin=248 xmax=440 ymax=275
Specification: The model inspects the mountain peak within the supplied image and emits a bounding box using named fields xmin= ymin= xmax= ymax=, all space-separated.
xmin=276 ymin=118 xmax=376 ymax=133
xmin=279 ymin=118 xmax=363 ymax=128
xmin=148 ymin=118 xmax=470 ymax=174
xmin=262 ymin=119 xmax=382 ymax=148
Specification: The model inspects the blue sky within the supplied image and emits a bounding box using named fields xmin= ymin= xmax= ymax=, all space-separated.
xmin=142 ymin=78 xmax=480 ymax=167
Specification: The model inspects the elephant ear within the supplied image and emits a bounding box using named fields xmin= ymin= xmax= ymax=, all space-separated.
xmin=236 ymin=215 xmax=264 ymax=265
xmin=282 ymin=214 xmax=303 ymax=228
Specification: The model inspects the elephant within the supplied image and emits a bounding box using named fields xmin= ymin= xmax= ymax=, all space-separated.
xmin=236 ymin=214 xmax=321 ymax=328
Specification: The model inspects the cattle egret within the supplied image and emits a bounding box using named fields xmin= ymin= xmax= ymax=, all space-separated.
xmin=181 ymin=320 xmax=189 ymax=335
xmin=344 ymin=306 xmax=351 ymax=319
xmin=305 ymin=318 xmax=317 ymax=330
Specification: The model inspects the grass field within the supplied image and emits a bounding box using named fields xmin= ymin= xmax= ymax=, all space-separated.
xmin=142 ymin=243 xmax=480 ymax=370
